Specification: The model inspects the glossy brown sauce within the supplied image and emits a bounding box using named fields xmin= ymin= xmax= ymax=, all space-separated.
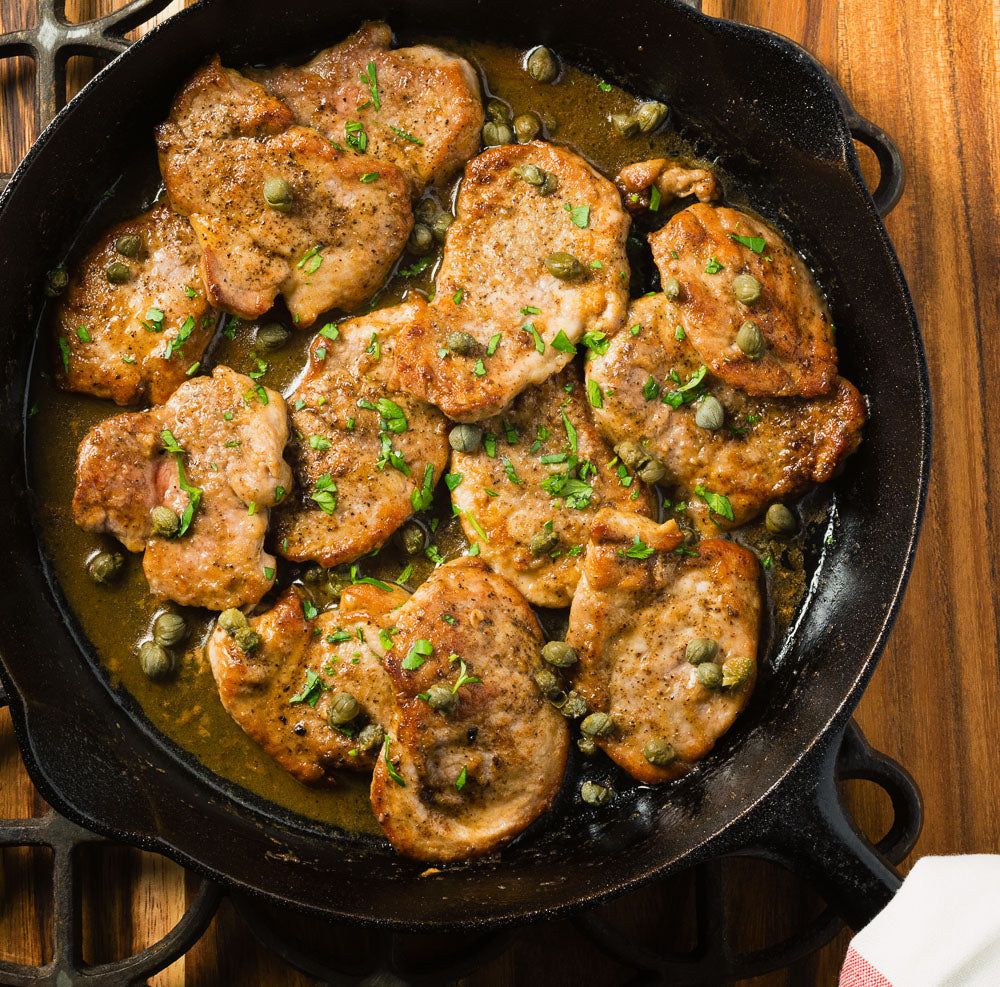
xmin=27 ymin=38 xmax=818 ymax=834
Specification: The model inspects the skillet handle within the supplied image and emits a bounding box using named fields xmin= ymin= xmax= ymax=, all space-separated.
xmin=737 ymin=720 xmax=922 ymax=930
xmin=846 ymin=116 xmax=905 ymax=217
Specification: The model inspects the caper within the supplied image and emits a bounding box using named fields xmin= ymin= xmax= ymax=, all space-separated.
xmin=539 ymin=171 xmax=560 ymax=196
xmin=643 ymin=738 xmax=677 ymax=766
xmin=611 ymin=112 xmax=640 ymax=137
xmin=722 ymin=656 xmax=754 ymax=688
xmin=150 ymin=505 xmax=180 ymax=538
xmin=482 ymin=121 xmax=514 ymax=146
xmin=736 ymin=320 xmax=765 ymax=359
xmin=357 ymin=722 xmax=385 ymax=752
xmin=407 ymin=223 xmax=434 ymax=256
xmin=430 ymin=212 xmax=453 ymax=244
xmin=218 ymin=608 xmax=248 ymax=635
xmin=139 ymin=641 xmax=173 ymax=682
xmin=637 ymin=458 xmax=666 ymax=484
xmin=397 ymin=521 xmax=426 ymax=555
xmin=581 ymin=780 xmax=611 ymax=806
xmin=695 ymin=395 xmax=725 ymax=431
xmin=560 ymin=691 xmax=588 ymax=719
xmin=529 ymin=529 xmax=559 ymax=557
xmin=302 ymin=564 xmax=326 ymax=584
xmin=534 ymin=668 xmax=560 ymax=698
xmin=486 ymin=98 xmax=511 ymax=124
xmin=765 ymin=503 xmax=798 ymax=537
xmin=114 ymin=234 xmax=142 ymax=258
xmin=513 ymin=113 xmax=541 ymax=143
xmin=447 ymin=330 xmax=477 ymax=356
xmin=153 ymin=612 xmax=187 ymax=648
xmin=43 ymin=268 xmax=69 ymax=297
xmin=697 ymin=661 xmax=723 ymax=689
xmin=614 ymin=440 xmax=646 ymax=471
xmin=328 ymin=690 xmax=359 ymax=726
xmin=326 ymin=571 xmax=351 ymax=600
xmin=511 ymin=163 xmax=546 ymax=186
xmin=581 ymin=712 xmax=614 ymax=738
xmin=526 ymin=46 xmax=559 ymax=83
xmin=263 ymin=176 xmax=294 ymax=212
xmin=255 ymin=322 xmax=290 ymax=352
xmin=542 ymin=640 xmax=578 ymax=668
xmin=578 ymin=736 xmax=598 ymax=756
xmin=635 ymin=101 xmax=669 ymax=133
xmin=235 ymin=626 xmax=261 ymax=653
xmin=539 ymin=111 xmax=559 ymax=135
xmin=662 ymin=276 xmax=682 ymax=301
xmin=544 ymin=252 xmax=585 ymax=280
xmin=732 ymin=273 xmax=762 ymax=305
xmin=106 ymin=261 xmax=131 ymax=285
xmin=427 ymin=682 xmax=457 ymax=715
xmin=685 ymin=637 xmax=719 ymax=665
xmin=415 ymin=199 xmax=440 ymax=225
xmin=87 ymin=551 xmax=124 ymax=585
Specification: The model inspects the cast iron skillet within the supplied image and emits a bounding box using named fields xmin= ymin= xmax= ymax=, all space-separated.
xmin=0 ymin=0 xmax=930 ymax=933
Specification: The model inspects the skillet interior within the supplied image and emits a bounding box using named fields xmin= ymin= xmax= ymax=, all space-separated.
xmin=0 ymin=0 xmax=929 ymax=927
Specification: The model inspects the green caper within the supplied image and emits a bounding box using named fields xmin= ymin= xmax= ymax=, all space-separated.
xmin=302 ymin=565 xmax=326 ymax=585
xmin=328 ymin=690 xmax=359 ymax=726
xmin=407 ymin=223 xmax=434 ymax=256
xmin=732 ymin=273 xmax=762 ymax=304
xmin=87 ymin=551 xmax=124 ymax=585
xmin=560 ymin=691 xmax=588 ymax=719
xmin=544 ymin=252 xmax=585 ymax=280
xmin=611 ymin=112 xmax=640 ymax=137
xmin=447 ymin=330 xmax=477 ymax=356
xmin=529 ymin=529 xmax=559 ymax=556
xmin=637 ymin=458 xmax=666 ymax=484
xmin=765 ymin=503 xmax=798 ymax=537
xmin=430 ymin=212 xmax=453 ymax=244
xmin=139 ymin=641 xmax=173 ymax=682
xmin=114 ymin=234 xmax=142 ymax=258
xmin=695 ymin=395 xmax=725 ymax=431
xmin=427 ymin=682 xmax=457 ymax=715
xmin=235 ymin=626 xmax=261 ymax=653
xmin=736 ymin=320 xmax=766 ymax=359
xmin=106 ymin=261 xmax=130 ymax=285
xmin=397 ymin=521 xmax=427 ymax=555
xmin=635 ymin=101 xmax=669 ymax=133
xmin=722 ymin=656 xmax=754 ymax=688
xmin=263 ymin=177 xmax=294 ymax=212
xmin=526 ymin=46 xmax=559 ymax=83
xmin=577 ymin=736 xmax=598 ymax=756
xmin=643 ymin=738 xmax=677 ymax=766
xmin=218 ymin=608 xmax=248 ymax=635
xmin=43 ymin=268 xmax=69 ymax=297
xmin=581 ymin=712 xmax=614 ymax=738
xmin=542 ymin=640 xmax=578 ymax=668
xmin=326 ymin=571 xmax=351 ymax=601
xmin=534 ymin=668 xmax=560 ymax=699
xmin=483 ymin=98 xmax=509 ymax=124
xmin=357 ymin=722 xmax=385 ymax=752
xmin=482 ymin=121 xmax=514 ymax=146
xmin=581 ymin=780 xmax=611 ymax=806
xmin=511 ymin=163 xmax=546 ymax=186
xmin=150 ymin=505 xmax=180 ymax=538
xmin=153 ymin=612 xmax=187 ymax=648
xmin=255 ymin=322 xmax=290 ymax=352
xmin=415 ymin=199 xmax=440 ymax=225
xmin=685 ymin=637 xmax=719 ymax=665
xmin=662 ymin=276 xmax=682 ymax=301
xmin=614 ymin=440 xmax=646 ymax=471
xmin=539 ymin=171 xmax=560 ymax=196
xmin=513 ymin=113 xmax=541 ymax=143
xmin=697 ymin=661 xmax=723 ymax=689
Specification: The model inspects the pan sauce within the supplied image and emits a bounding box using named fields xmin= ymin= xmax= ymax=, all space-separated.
xmin=29 ymin=37 xmax=820 ymax=834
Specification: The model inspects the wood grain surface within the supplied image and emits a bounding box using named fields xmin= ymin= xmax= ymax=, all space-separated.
xmin=0 ymin=0 xmax=993 ymax=983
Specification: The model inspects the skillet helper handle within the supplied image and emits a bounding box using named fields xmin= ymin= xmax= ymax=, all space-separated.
xmin=847 ymin=115 xmax=905 ymax=216
xmin=739 ymin=720 xmax=922 ymax=930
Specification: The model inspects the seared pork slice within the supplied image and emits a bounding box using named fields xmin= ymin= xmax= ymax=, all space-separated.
xmin=450 ymin=364 xmax=655 ymax=607
xmin=586 ymin=294 xmax=865 ymax=534
xmin=569 ymin=510 xmax=760 ymax=783
xmin=370 ymin=558 xmax=570 ymax=862
xmin=615 ymin=158 xmax=719 ymax=214
xmin=156 ymin=57 xmax=413 ymax=326
xmin=649 ymin=203 xmax=838 ymax=398
xmin=74 ymin=366 xmax=292 ymax=609
xmin=207 ymin=588 xmax=396 ymax=783
xmin=273 ymin=303 xmax=450 ymax=567
xmin=52 ymin=203 xmax=215 ymax=405
xmin=248 ymin=21 xmax=482 ymax=198
xmin=394 ymin=142 xmax=631 ymax=421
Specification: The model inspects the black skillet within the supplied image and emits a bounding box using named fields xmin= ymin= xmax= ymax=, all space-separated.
xmin=0 ymin=0 xmax=930 ymax=934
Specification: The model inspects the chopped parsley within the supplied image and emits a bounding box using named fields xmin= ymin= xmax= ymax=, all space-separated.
xmin=164 ymin=316 xmax=194 ymax=360
xmin=410 ymin=463 xmax=435 ymax=511
xmin=568 ymin=204 xmax=590 ymax=228
xmin=501 ymin=456 xmax=523 ymax=486
xmin=597 ymin=80 xmax=612 ymax=92
xmin=445 ymin=471 xmax=463 ymax=491
xmin=675 ymin=325 xmax=687 ymax=341
xmin=377 ymin=397 xmax=408 ymax=434
xmin=694 ymin=484 xmax=735 ymax=522
xmin=452 ymin=659 xmax=481 ymax=693
xmin=383 ymin=737 xmax=405 ymax=786
xmin=522 ymin=322 xmax=545 ymax=353
xmin=728 ymin=233 xmax=766 ymax=254
xmin=455 ymin=765 xmax=468 ymax=791
xmin=303 ymin=600 xmax=318 ymax=620
xmin=704 ymin=256 xmax=725 ymax=274
xmin=587 ymin=379 xmax=604 ymax=408
xmin=581 ymin=331 xmax=609 ymax=356
xmin=624 ymin=535 xmax=654 ymax=559
xmin=402 ymin=638 xmax=433 ymax=671
xmin=453 ymin=289 xmax=464 ymax=305
xmin=662 ymin=365 xmax=708 ymax=409
xmin=649 ymin=185 xmax=662 ymax=212
xmin=345 ymin=120 xmax=368 ymax=153
xmin=309 ymin=434 xmax=331 ymax=451
xmin=642 ymin=376 xmax=660 ymax=401
xmin=289 ymin=669 xmax=327 ymax=707
xmin=551 ymin=330 xmax=577 ymax=355
xmin=388 ymin=124 xmax=423 ymax=145
xmin=311 ymin=473 xmax=338 ymax=514
xmin=629 ymin=324 xmax=642 ymax=337
xmin=359 ymin=172 xmax=379 ymax=183
xmin=360 ymin=60 xmax=380 ymax=110
xmin=487 ymin=333 xmax=502 ymax=355
xmin=397 ymin=256 xmax=433 ymax=278
xmin=473 ymin=358 xmax=486 ymax=377
xmin=76 ymin=325 xmax=91 ymax=342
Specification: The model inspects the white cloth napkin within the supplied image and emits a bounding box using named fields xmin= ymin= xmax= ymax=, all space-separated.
xmin=840 ymin=856 xmax=1000 ymax=986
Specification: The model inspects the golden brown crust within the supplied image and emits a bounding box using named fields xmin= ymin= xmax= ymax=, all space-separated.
xmin=615 ymin=158 xmax=719 ymax=214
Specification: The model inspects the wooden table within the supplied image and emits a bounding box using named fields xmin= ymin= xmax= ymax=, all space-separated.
xmin=0 ymin=1 xmax=993 ymax=982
